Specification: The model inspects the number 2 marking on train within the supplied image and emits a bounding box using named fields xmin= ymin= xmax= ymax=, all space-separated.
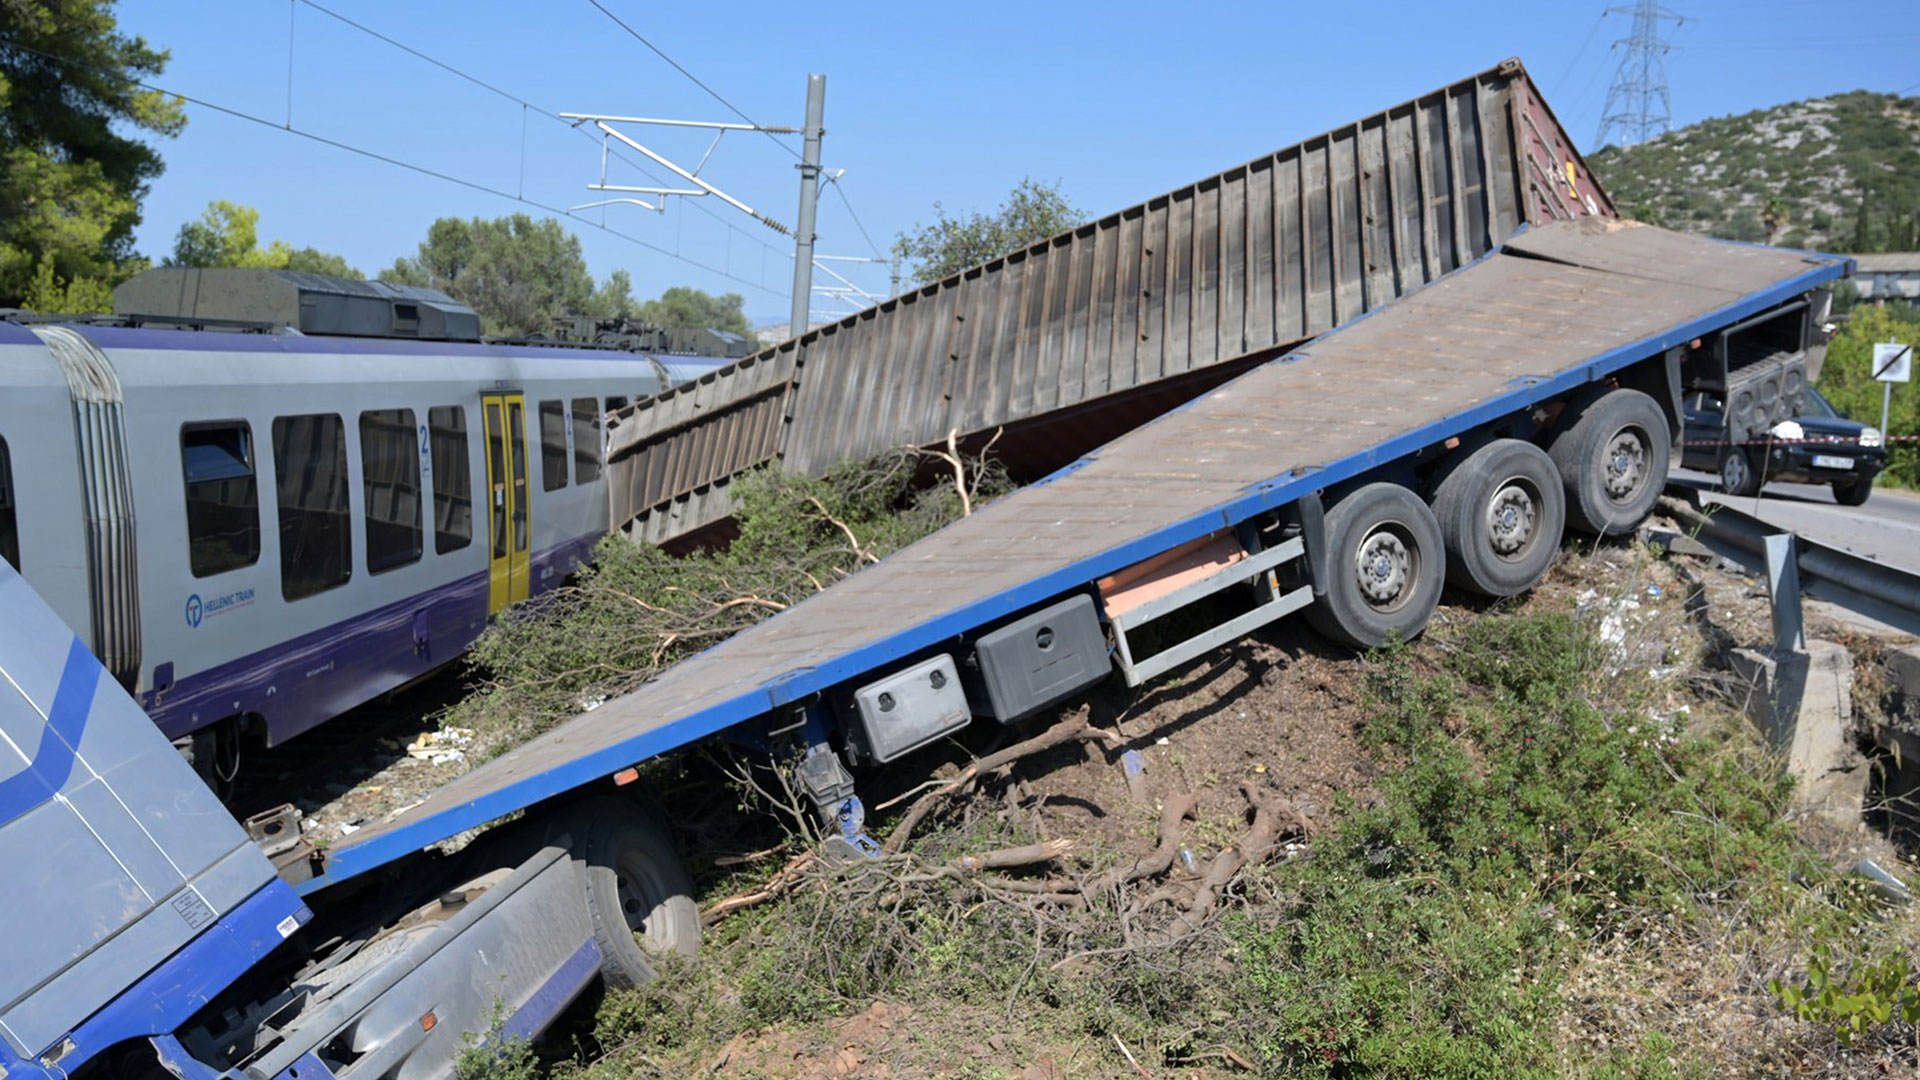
xmin=419 ymin=423 xmax=431 ymax=476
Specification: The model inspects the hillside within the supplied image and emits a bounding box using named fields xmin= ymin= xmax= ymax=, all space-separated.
xmin=1589 ymin=90 xmax=1920 ymax=253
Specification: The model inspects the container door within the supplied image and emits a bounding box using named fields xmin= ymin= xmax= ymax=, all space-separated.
xmin=481 ymin=393 xmax=531 ymax=613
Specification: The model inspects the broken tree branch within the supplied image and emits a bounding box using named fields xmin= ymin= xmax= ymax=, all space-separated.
xmin=884 ymin=713 xmax=1123 ymax=853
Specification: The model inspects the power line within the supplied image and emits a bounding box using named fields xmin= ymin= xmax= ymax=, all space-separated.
xmin=1551 ymin=13 xmax=1607 ymax=95
xmin=1595 ymin=1 xmax=1684 ymax=148
xmin=830 ymin=180 xmax=884 ymax=259
xmin=582 ymin=1 xmax=893 ymax=299
xmin=585 ymin=0 xmax=800 ymax=160
xmin=0 ymin=33 xmax=788 ymax=300
xmin=293 ymin=0 xmax=790 ymax=267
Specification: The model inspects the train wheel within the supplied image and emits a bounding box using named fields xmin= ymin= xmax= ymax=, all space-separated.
xmin=1305 ymin=482 xmax=1445 ymax=649
xmin=1547 ymin=389 xmax=1671 ymax=536
xmin=571 ymin=798 xmax=701 ymax=988
xmin=1429 ymin=439 xmax=1565 ymax=597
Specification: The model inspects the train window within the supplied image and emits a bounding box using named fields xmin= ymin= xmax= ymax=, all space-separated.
xmin=606 ymin=396 xmax=628 ymax=412
xmin=0 ymin=436 xmax=17 ymax=572
xmin=539 ymin=399 xmax=568 ymax=491
xmin=272 ymin=413 xmax=352 ymax=601
xmin=359 ymin=409 xmax=422 ymax=574
xmin=428 ymin=405 xmax=472 ymax=554
xmin=180 ymin=422 xmax=261 ymax=577
xmin=572 ymin=397 xmax=602 ymax=484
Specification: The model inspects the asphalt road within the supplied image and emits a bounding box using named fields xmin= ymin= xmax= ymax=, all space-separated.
xmin=1670 ymin=467 xmax=1920 ymax=575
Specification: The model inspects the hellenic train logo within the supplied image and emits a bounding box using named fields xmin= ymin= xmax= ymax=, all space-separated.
xmin=185 ymin=593 xmax=203 ymax=628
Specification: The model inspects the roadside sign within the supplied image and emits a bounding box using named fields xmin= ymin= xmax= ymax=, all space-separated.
xmin=1873 ymin=341 xmax=1912 ymax=383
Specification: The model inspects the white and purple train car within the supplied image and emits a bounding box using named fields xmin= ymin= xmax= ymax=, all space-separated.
xmin=0 ymin=270 xmax=721 ymax=772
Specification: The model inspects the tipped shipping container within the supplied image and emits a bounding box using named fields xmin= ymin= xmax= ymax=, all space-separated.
xmin=606 ymin=58 xmax=1614 ymax=548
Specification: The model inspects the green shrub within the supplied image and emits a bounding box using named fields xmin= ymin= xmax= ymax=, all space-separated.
xmin=1770 ymin=944 xmax=1920 ymax=1046
xmin=1234 ymin=611 xmax=1810 ymax=1078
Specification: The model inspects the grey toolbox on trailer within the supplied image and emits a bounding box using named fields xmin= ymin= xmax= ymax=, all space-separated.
xmin=0 ymin=561 xmax=308 ymax=1079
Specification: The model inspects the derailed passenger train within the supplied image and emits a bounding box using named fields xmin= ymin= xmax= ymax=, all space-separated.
xmin=0 ymin=268 xmax=722 ymax=773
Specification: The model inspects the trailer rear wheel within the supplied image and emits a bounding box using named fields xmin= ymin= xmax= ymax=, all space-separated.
xmin=571 ymin=798 xmax=701 ymax=989
xmin=1305 ymin=482 xmax=1444 ymax=648
xmin=1430 ymin=439 xmax=1564 ymax=597
xmin=1547 ymin=389 xmax=1670 ymax=536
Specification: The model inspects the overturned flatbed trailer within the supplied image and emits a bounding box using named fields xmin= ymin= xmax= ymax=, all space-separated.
xmin=607 ymin=58 xmax=1611 ymax=548
xmin=307 ymin=218 xmax=1849 ymax=891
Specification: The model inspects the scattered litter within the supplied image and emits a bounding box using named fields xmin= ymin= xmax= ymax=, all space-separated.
xmin=337 ymin=821 xmax=361 ymax=836
xmin=1646 ymin=585 xmax=1663 ymax=598
xmin=406 ymin=727 xmax=474 ymax=762
xmin=1856 ymin=858 xmax=1913 ymax=905
xmin=577 ymin=694 xmax=607 ymax=712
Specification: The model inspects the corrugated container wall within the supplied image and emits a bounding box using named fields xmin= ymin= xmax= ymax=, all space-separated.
xmin=607 ymin=59 xmax=1613 ymax=547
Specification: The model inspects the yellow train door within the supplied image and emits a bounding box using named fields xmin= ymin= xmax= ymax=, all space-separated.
xmin=481 ymin=392 xmax=531 ymax=612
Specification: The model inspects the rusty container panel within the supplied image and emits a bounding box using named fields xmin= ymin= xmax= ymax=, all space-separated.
xmin=606 ymin=58 xmax=1611 ymax=546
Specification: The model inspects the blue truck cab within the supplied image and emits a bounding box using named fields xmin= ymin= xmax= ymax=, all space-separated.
xmin=0 ymin=560 xmax=311 ymax=1079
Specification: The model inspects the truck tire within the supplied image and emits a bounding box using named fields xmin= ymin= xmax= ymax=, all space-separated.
xmin=1547 ymin=388 xmax=1671 ymax=536
xmin=1304 ymin=482 xmax=1445 ymax=649
xmin=1718 ymin=446 xmax=1761 ymax=497
xmin=569 ymin=797 xmax=701 ymax=989
xmin=1429 ymin=439 xmax=1564 ymax=597
xmin=1833 ymin=479 xmax=1872 ymax=507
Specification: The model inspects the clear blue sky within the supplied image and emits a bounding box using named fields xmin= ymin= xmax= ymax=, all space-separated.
xmin=115 ymin=0 xmax=1919 ymax=325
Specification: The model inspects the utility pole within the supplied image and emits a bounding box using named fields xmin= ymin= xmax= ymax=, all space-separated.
xmin=788 ymin=74 xmax=827 ymax=340
xmin=1595 ymin=0 xmax=1684 ymax=148
xmin=890 ymin=252 xmax=902 ymax=298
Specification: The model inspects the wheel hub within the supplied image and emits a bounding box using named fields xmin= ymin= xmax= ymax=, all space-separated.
xmin=615 ymin=868 xmax=651 ymax=934
xmin=1603 ymin=431 xmax=1648 ymax=501
xmin=1485 ymin=482 xmax=1537 ymax=556
xmin=1723 ymin=452 xmax=1748 ymax=493
xmin=1354 ymin=529 xmax=1411 ymax=608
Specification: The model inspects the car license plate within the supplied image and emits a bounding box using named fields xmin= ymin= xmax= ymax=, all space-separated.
xmin=1812 ymin=454 xmax=1854 ymax=470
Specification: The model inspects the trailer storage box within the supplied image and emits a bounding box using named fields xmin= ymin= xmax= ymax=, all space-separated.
xmin=847 ymin=654 xmax=971 ymax=763
xmin=966 ymin=595 xmax=1110 ymax=722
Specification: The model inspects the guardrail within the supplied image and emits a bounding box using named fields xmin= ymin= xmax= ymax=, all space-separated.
xmin=1655 ymin=488 xmax=1920 ymax=632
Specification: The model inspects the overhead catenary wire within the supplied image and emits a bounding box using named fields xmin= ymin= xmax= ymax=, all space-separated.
xmin=0 ymin=33 xmax=788 ymax=300
xmin=584 ymin=0 xmax=801 ymax=161
xmin=829 ymin=179 xmax=884 ymax=259
xmin=293 ymin=0 xmax=791 ymax=270
xmin=584 ymin=0 xmax=892 ymax=274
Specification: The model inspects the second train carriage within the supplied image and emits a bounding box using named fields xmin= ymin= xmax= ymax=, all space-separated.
xmin=0 ymin=270 xmax=723 ymax=773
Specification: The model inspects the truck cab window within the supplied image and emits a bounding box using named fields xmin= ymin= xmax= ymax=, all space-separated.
xmin=272 ymin=413 xmax=352 ymax=600
xmin=180 ymin=422 xmax=261 ymax=577
xmin=0 ymin=435 xmax=16 ymax=572
xmin=539 ymin=399 xmax=568 ymax=491
xmin=359 ymin=409 xmax=422 ymax=573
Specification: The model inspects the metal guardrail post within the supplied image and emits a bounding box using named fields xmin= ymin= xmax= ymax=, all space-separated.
xmin=1763 ymin=533 xmax=1805 ymax=653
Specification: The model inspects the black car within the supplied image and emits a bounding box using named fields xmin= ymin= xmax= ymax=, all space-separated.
xmin=1681 ymin=387 xmax=1887 ymax=505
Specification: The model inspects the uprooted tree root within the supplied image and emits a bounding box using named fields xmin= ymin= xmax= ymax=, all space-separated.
xmin=704 ymin=711 xmax=1319 ymax=956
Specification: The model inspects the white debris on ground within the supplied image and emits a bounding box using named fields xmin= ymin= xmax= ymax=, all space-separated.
xmin=405 ymin=726 xmax=473 ymax=765
xmin=1574 ymin=585 xmax=1670 ymax=674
